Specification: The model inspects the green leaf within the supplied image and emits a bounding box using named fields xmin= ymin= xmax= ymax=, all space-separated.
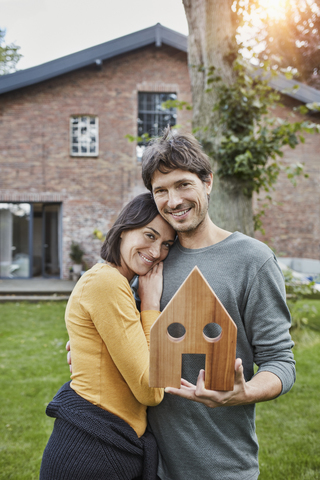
xmin=284 ymin=71 xmax=294 ymax=80
xmin=124 ymin=134 xmax=136 ymax=142
xmin=306 ymin=102 xmax=320 ymax=112
xmin=295 ymin=105 xmax=308 ymax=115
xmin=252 ymin=99 xmax=262 ymax=108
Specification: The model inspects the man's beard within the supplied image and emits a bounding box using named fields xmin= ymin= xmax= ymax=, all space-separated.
xmin=166 ymin=202 xmax=208 ymax=234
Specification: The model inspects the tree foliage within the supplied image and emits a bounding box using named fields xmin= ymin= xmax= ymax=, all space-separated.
xmin=206 ymin=56 xmax=319 ymax=196
xmin=283 ymin=269 xmax=317 ymax=330
xmin=233 ymin=0 xmax=320 ymax=88
xmin=0 ymin=28 xmax=22 ymax=75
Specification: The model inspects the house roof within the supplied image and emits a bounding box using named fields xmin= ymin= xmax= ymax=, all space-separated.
xmin=0 ymin=24 xmax=187 ymax=95
xmin=0 ymin=23 xmax=319 ymax=106
xmin=269 ymin=74 xmax=320 ymax=106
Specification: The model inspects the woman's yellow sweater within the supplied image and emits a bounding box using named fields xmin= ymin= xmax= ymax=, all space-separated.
xmin=65 ymin=263 xmax=164 ymax=437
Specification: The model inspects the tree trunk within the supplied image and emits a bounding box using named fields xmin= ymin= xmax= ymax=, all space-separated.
xmin=182 ymin=0 xmax=254 ymax=236
xmin=209 ymin=175 xmax=254 ymax=235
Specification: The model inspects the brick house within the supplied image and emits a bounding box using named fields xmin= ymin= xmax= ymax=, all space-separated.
xmin=0 ymin=24 xmax=319 ymax=279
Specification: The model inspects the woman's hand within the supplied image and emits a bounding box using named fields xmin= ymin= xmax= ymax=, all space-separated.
xmin=138 ymin=262 xmax=163 ymax=311
xmin=66 ymin=340 xmax=72 ymax=373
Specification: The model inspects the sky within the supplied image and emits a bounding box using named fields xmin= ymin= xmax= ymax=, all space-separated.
xmin=1 ymin=0 xmax=189 ymax=71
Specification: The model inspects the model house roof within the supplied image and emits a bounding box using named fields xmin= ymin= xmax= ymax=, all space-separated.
xmin=0 ymin=23 xmax=319 ymax=106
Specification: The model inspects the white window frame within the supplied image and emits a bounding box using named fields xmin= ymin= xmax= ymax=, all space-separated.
xmin=70 ymin=115 xmax=99 ymax=157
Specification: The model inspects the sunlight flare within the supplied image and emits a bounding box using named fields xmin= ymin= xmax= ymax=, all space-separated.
xmin=258 ymin=0 xmax=287 ymax=19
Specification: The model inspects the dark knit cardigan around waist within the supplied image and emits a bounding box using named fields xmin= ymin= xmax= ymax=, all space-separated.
xmin=40 ymin=382 xmax=158 ymax=480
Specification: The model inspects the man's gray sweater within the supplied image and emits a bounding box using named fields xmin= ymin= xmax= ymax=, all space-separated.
xmin=148 ymin=232 xmax=296 ymax=480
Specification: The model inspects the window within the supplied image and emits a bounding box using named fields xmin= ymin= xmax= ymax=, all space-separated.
xmin=137 ymin=93 xmax=177 ymax=161
xmin=70 ymin=116 xmax=99 ymax=157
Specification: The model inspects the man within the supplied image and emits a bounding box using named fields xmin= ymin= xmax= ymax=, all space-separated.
xmin=140 ymin=126 xmax=295 ymax=480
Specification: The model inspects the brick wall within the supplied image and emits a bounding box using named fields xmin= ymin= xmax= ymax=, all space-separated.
xmin=254 ymin=97 xmax=320 ymax=261
xmin=0 ymin=45 xmax=192 ymax=278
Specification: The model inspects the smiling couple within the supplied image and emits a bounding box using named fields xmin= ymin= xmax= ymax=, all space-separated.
xmin=40 ymin=127 xmax=295 ymax=480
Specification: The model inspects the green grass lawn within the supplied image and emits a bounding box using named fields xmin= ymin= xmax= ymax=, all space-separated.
xmin=0 ymin=300 xmax=320 ymax=479
xmin=0 ymin=302 xmax=69 ymax=480
xmin=257 ymin=339 xmax=320 ymax=479
xmin=257 ymin=299 xmax=320 ymax=480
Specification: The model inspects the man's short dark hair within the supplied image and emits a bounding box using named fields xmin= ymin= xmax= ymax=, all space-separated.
xmin=101 ymin=193 xmax=159 ymax=266
xmin=141 ymin=126 xmax=212 ymax=191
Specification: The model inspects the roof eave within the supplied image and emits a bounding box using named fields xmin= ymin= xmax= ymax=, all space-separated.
xmin=269 ymin=74 xmax=320 ymax=105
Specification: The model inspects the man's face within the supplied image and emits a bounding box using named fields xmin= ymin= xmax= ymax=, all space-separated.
xmin=151 ymin=169 xmax=213 ymax=233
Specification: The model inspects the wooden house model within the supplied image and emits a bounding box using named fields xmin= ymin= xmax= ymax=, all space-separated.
xmin=149 ymin=266 xmax=237 ymax=391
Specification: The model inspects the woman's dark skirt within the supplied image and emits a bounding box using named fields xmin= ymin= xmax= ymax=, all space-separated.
xmin=39 ymin=382 xmax=158 ymax=480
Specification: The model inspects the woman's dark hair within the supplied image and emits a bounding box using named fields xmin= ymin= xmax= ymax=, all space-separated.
xmin=141 ymin=126 xmax=212 ymax=191
xmin=100 ymin=193 xmax=160 ymax=266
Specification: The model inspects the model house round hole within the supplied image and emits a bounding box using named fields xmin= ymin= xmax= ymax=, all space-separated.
xmin=167 ymin=323 xmax=186 ymax=342
xmin=203 ymin=323 xmax=222 ymax=342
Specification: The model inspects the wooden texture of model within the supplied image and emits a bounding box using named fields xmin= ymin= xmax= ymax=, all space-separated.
xmin=149 ymin=266 xmax=237 ymax=391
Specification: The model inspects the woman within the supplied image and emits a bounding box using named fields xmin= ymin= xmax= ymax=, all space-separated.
xmin=40 ymin=193 xmax=175 ymax=480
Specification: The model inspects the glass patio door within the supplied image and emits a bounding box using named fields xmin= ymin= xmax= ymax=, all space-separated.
xmin=0 ymin=202 xmax=61 ymax=278
xmin=0 ymin=203 xmax=31 ymax=278
xmin=42 ymin=204 xmax=61 ymax=277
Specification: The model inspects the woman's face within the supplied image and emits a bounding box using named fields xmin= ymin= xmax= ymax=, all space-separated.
xmin=118 ymin=215 xmax=175 ymax=281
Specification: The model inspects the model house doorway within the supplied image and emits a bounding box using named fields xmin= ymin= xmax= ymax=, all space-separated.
xmin=0 ymin=202 xmax=62 ymax=278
